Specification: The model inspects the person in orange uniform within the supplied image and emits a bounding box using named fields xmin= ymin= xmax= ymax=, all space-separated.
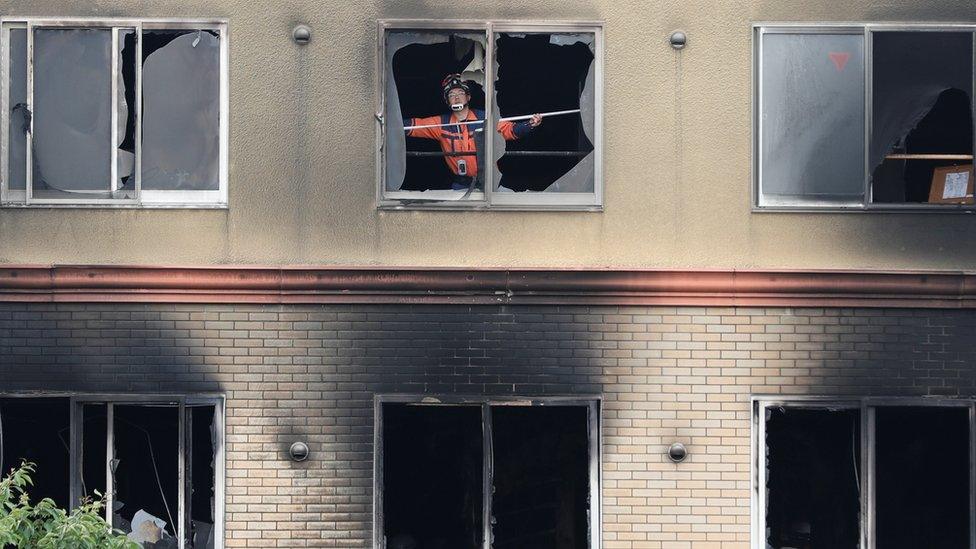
xmin=404 ymin=74 xmax=542 ymax=190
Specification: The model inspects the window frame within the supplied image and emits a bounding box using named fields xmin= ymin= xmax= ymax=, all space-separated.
xmin=0 ymin=17 xmax=229 ymax=208
xmin=751 ymin=396 xmax=976 ymax=549
xmin=373 ymin=394 xmax=602 ymax=549
xmin=375 ymin=20 xmax=604 ymax=211
xmin=0 ymin=392 xmax=226 ymax=549
xmin=753 ymin=23 xmax=976 ymax=212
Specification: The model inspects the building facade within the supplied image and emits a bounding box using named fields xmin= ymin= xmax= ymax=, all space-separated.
xmin=1 ymin=1 xmax=976 ymax=548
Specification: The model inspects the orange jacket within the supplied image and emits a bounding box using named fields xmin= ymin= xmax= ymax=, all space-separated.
xmin=405 ymin=109 xmax=533 ymax=178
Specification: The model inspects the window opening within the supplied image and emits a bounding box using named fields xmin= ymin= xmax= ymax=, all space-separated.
xmin=492 ymin=33 xmax=595 ymax=194
xmin=764 ymin=406 xmax=860 ymax=549
xmin=113 ymin=404 xmax=180 ymax=547
xmin=189 ymin=405 xmax=217 ymax=549
xmin=490 ymin=406 xmax=589 ymax=549
xmin=755 ymin=25 xmax=976 ymax=209
xmin=378 ymin=399 xmax=598 ymax=549
xmin=380 ymin=23 xmax=602 ymax=208
xmin=81 ymin=403 xmax=108 ymax=500
xmin=0 ymin=397 xmax=71 ymax=508
xmin=382 ymin=403 xmax=484 ymax=549
xmin=1 ymin=19 xmax=226 ymax=206
xmin=757 ymin=400 xmax=974 ymax=549
xmin=387 ymin=31 xmax=488 ymax=198
xmin=875 ymin=406 xmax=970 ymax=549
xmin=870 ymin=31 xmax=974 ymax=205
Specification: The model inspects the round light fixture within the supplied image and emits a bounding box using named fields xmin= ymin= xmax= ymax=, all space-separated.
xmin=289 ymin=441 xmax=310 ymax=462
xmin=667 ymin=442 xmax=688 ymax=463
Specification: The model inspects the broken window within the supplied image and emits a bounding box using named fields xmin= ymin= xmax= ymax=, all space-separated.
xmin=757 ymin=399 xmax=974 ymax=549
xmin=755 ymin=25 xmax=976 ymax=210
xmin=1 ymin=19 xmax=227 ymax=206
xmin=870 ymin=32 xmax=974 ymax=204
xmin=378 ymin=399 xmax=599 ymax=548
xmin=764 ymin=406 xmax=861 ymax=549
xmin=0 ymin=397 xmax=71 ymax=509
xmin=875 ymin=406 xmax=970 ymax=549
xmin=0 ymin=395 xmax=223 ymax=548
xmin=379 ymin=23 xmax=602 ymax=209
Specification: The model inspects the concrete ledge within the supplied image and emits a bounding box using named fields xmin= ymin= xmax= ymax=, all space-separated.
xmin=0 ymin=265 xmax=974 ymax=307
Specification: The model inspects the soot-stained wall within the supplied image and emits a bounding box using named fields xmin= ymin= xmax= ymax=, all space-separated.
xmin=2 ymin=302 xmax=976 ymax=547
xmin=3 ymin=1 xmax=976 ymax=268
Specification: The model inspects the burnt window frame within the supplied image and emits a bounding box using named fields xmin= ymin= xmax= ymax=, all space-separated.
xmin=376 ymin=20 xmax=604 ymax=211
xmin=0 ymin=392 xmax=226 ymax=549
xmin=754 ymin=23 xmax=976 ymax=212
xmin=752 ymin=396 xmax=976 ymax=549
xmin=0 ymin=17 xmax=229 ymax=208
xmin=373 ymin=394 xmax=602 ymax=549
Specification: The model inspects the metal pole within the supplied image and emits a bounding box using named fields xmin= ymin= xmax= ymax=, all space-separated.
xmin=403 ymin=108 xmax=581 ymax=131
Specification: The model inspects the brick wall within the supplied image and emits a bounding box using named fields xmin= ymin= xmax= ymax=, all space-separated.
xmin=1 ymin=303 xmax=975 ymax=548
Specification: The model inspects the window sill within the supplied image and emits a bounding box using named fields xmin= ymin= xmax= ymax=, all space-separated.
xmin=0 ymin=202 xmax=228 ymax=210
xmin=377 ymin=201 xmax=603 ymax=212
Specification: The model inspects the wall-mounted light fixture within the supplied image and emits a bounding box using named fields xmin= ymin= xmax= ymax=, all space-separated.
xmin=669 ymin=30 xmax=687 ymax=50
xmin=289 ymin=441 xmax=310 ymax=462
xmin=293 ymin=24 xmax=312 ymax=45
xmin=667 ymin=442 xmax=688 ymax=463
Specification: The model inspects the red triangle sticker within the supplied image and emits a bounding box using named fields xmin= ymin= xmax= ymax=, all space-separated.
xmin=829 ymin=52 xmax=850 ymax=72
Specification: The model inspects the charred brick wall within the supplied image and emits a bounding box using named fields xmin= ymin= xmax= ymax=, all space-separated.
xmin=1 ymin=303 xmax=975 ymax=548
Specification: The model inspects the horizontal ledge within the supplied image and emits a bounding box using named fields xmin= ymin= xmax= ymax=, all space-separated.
xmin=0 ymin=266 xmax=975 ymax=308
xmin=884 ymin=154 xmax=974 ymax=160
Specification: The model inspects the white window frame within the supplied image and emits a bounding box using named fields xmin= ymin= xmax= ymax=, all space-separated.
xmin=0 ymin=17 xmax=229 ymax=208
xmin=0 ymin=392 xmax=226 ymax=549
xmin=376 ymin=20 xmax=603 ymax=211
xmin=752 ymin=396 xmax=976 ymax=549
xmin=754 ymin=23 xmax=976 ymax=212
xmin=373 ymin=394 xmax=602 ymax=549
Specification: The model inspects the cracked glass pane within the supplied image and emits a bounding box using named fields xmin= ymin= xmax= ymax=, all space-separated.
xmin=7 ymin=27 xmax=26 ymax=191
xmin=141 ymin=29 xmax=220 ymax=191
xmin=32 ymin=28 xmax=113 ymax=199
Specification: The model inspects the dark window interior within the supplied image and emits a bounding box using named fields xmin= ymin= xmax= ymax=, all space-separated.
xmin=382 ymin=404 xmax=484 ymax=549
xmin=0 ymin=398 xmax=71 ymax=508
xmin=391 ymin=33 xmax=594 ymax=193
xmin=491 ymin=406 xmax=589 ymax=549
xmin=81 ymin=403 xmax=108 ymax=500
xmin=494 ymin=34 xmax=594 ymax=192
xmin=393 ymin=36 xmax=485 ymax=192
xmin=189 ymin=405 xmax=217 ymax=549
xmin=871 ymin=31 xmax=974 ymax=204
xmin=875 ymin=406 xmax=970 ymax=549
xmin=113 ymin=404 xmax=180 ymax=541
xmin=765 ymin=407 xmax=861 ymax=549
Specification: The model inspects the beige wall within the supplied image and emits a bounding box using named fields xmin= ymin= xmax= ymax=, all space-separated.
xmin=2 ymin=0 xmax=975 ymax=270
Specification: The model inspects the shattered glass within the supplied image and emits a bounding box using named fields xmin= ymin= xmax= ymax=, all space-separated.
xmin=870 ymin=31 xmax=973 ymax=203
xmin=31 ymin=28 xmax=114 ymax=199
xmin=385 ymin=31 xmax=487 ymax=195
xmin=492 ymin=32 xmax=596 ymax=194
xmin=141 ymin=29 xmax=221 ymax=191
